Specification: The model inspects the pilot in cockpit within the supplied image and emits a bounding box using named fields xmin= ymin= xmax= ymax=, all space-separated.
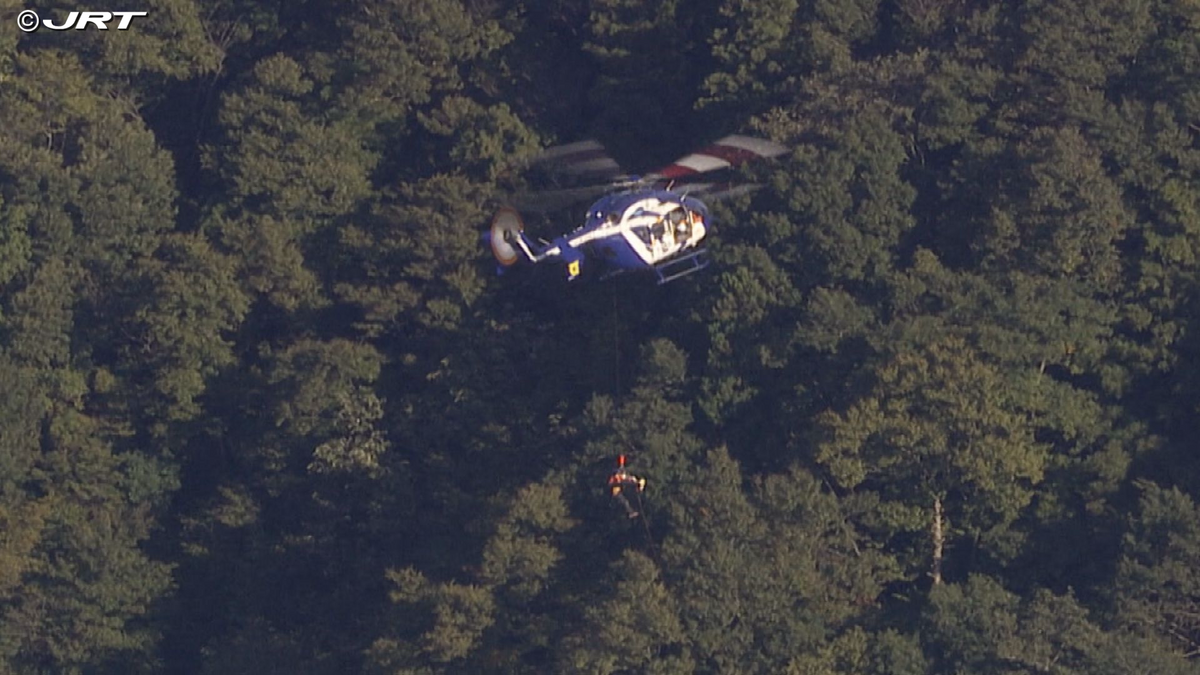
xmin=668 ymin=208 xmax=690 ymax=241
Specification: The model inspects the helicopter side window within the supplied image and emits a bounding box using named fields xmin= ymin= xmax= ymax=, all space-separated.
xmin=630 ymin=225 xmax=653 ymax=246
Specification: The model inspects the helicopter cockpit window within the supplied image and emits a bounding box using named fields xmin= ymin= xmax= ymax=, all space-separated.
xmin=630 ymin=225 xmax=653 ymax=246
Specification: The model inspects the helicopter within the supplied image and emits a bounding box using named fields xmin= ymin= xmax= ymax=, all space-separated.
xmin=484 ymin=135 xmax=787 ymax=284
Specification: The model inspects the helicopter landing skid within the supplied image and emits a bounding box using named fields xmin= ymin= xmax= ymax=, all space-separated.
xmin=654 ymin=249 xmax=710 ymax=284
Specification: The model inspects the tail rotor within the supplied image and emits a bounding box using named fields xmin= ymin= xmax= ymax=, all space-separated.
xmin=489 ymin=207 xmax=527 ymax=266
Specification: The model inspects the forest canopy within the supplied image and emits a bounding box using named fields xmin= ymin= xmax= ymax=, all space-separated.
xmin=1 ymin=0 xmax=1200 ymax=673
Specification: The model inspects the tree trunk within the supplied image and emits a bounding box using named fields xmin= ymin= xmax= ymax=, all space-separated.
xmin=931 ymin=496 xmax=944 ymax=586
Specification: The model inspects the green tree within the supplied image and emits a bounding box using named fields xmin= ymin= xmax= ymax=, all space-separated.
xmin=331 ymin=0 xmax=512 ymax=131
xmin=580 ymin=339 xmax=706 ymax=488
xmin=560 ymin=551 xmax=693 ymax=675
xmin=653 ymin=449 xmax=898 ymax=673
xmin=818 ymin=333 xmax=1047 ymax=577
xmin=923 ymin=574 xmax=1192 ymax=675
xmin=0 ymin=376 xmax=174 ymax=673
xmin=1113 ymin=481 xmax=1200 ymax=660
xmin=0 ymin=47 xmax=191 ymax=673
xmin=204 ymin=54 xmax=377 ymax=311
xmin=785 ymin=627 xmax=927 ymax=675
xmin=584 ymin=0 xmax=709 ymax=160
xmin=367 ymin=482 xmax=575 ymax=672
xmin=118 ymin=234 xmax=249 ymax=426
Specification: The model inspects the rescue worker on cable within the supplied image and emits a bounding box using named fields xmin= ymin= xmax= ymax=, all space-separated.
xmin=608 ymin=454 xmax=647 ymax=518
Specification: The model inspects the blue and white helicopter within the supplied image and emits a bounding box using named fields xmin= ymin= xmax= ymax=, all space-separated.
xmin=485 ymin=135 xmax=786 ymax=284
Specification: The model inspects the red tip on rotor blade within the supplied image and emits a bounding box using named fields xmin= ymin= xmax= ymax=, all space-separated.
xmin=698 ymin=143 xmax=763 ymax=167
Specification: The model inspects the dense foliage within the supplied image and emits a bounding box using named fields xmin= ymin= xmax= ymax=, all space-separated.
xmin=2 ymin=0 xmax=1200 ymax=672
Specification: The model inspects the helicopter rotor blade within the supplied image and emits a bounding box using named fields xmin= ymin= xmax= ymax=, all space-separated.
xmin=511 ymin=183 xmax=620 ymax=212
xmin=511 ymin=176 xmax=647 ymax=212
xmin=681 ymin=182 xmax=765 ymax=202
xmin=644 ymin=135 xmax=787 ymax=181
xmin=528 ymin=140 xmax=623 ymax=182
